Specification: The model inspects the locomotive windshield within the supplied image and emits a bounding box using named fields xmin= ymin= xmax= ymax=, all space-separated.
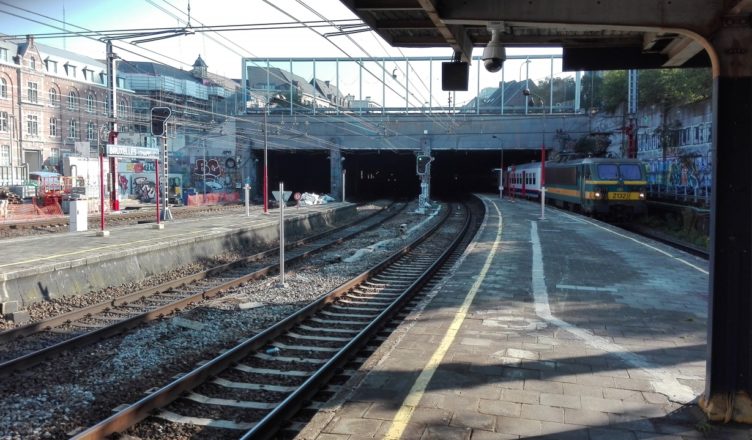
xmin=596 ymin=164 xmax=643 ymax=180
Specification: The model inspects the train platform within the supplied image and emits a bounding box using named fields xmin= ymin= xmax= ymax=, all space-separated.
xmin=0 ymin=202 xmax=356 ymax=318
xmin=298 ymin=195 xmax=750 ymax=440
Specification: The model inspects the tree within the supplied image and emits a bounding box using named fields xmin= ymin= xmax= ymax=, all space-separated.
xmin=580 ymin=72 xmax=605 ymax=112
xmin=597 ymin=68 xmax=711 ymax=113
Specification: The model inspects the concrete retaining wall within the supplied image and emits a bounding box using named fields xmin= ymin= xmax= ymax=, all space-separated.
xmin=3 ymin=205 xmax=356 ymax=307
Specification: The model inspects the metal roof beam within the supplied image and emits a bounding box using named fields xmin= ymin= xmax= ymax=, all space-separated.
xmin=416 ymin=0 xmax=474 ymax=63
xmin=437 ymin=0 xmax=724 ymax=35
xmin=374 ymin=19 xmax=437 ymax=30
xmin=350 ymin=0 xmax=424 ymax=11
xmin=662 ymin=35 xmax=704 ymax=67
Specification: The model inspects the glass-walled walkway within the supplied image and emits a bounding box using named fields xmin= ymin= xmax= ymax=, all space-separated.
xmin=242 ymin=55 xmax=583 ymax=116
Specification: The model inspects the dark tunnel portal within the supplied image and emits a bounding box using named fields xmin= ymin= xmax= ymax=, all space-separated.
xmin=431 ymin=150 xmax=538 ymax=197
xmin=261 ymin=149 xmax=539 ymax=202
xmin=344 ymin=151 xmax=420 ymax=200
xmin=262 ymin=150 xmax=330 ymax=197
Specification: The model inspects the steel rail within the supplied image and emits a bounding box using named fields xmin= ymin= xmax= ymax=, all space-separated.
xmin=243 ymin=203 xmax=473 ymax=440
xmin=71 ymin=203 xmax=465 ymax=440
xmin=0 ymin=203 xmax=402 ymax=376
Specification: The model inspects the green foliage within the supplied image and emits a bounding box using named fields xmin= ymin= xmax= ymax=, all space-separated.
xmin=600 ymin=71 xmax=627 ymax=113
xmin=574 ymin=134 xmax=611 ymax=156
xmin=581 ymin=72 xmax=605 ymax=111
xmin=596 ymin=68 xmax=711 ymax=114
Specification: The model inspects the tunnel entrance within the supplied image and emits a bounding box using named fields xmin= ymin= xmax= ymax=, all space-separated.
xmin=343 ymin=151 xmax=419 ymax=200
xmin=258 ymin=149 xmax=540 ymax=201
xmin=431 ymin=150 xmax=539 ymax=197
xmin=257 ymin=150 xmax=330 ymax=197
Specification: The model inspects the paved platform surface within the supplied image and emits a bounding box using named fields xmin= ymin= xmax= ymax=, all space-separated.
xmin=0 ymin=203 xmax=351 ymax=308
xmin=298 ymin=195 xmax=751 ymax=439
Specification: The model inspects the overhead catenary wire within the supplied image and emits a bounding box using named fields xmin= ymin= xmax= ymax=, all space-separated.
xmin=0 ymin=2 xmax=351 ymax=153
xmin=150 ymin=0 xmax=407 ymax=148
xmin=152 ymin=0 xmax=423 ymax=150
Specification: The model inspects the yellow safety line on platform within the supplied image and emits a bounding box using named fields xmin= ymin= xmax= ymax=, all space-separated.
xmin=384 ymin=198 xmax=503 ymax=439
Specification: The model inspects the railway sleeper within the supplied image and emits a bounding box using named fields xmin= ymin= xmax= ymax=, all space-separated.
xmin=297 ymin=324 xmax=361 ymax=334
xmin=309 ymin=317 xmax=369 ymax=325
xmin=320 ymin=310 xmax=376 ymax=319
xmin=234 ymin=364 xmax=310 ymax=377
xmin=253 ymin=352 xmax=326 ymax=364
xmin=211 ymin=377 xmax=297 ymax=392
xmin=155 ymin=410 xmax=255 ymax=430
xmin=329 ymin=305 xmax=384 ymax=313
xmin=338 ymin=297 xmax=393 ymax=305
xmin=273 ymin=342 xmax=340 ymax=353
xmin=183 ymin=392 xmax=278 ymax=409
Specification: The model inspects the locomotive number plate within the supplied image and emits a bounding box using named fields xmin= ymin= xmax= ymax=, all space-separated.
xmin=608 ymin=192 xmax=629 ymax=200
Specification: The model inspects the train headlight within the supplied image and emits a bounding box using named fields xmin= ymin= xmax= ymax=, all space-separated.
xmin=639 ymin=192 xmax=646 ymax=199
xmin=594 ymin=191 xmax=602 ymax=199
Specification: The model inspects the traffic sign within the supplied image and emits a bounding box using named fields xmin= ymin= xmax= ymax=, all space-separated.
xmin=272 ymin=191 xmax=292 ymax=202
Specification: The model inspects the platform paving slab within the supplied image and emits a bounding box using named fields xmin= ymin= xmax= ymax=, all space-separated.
xmin=294 ymin=196 xmax=750 ymax=440
xmin=0 ymin=203 xmax=355 ymax=308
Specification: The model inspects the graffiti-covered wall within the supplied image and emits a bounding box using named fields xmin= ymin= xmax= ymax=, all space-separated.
xmin=635 ymin=100 xmax=712 ymax=192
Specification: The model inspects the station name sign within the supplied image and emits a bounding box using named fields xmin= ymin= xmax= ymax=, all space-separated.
xmin=106 ymin=144 xmax=160 ymax=160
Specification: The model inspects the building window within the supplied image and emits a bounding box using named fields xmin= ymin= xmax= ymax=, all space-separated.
xmin=0 ymin=145 xmax=9 ymax=166
xmin=49 ymin=148 xmax=60 ymax=166
xmin=28 ymin=82 xmax=38 ymax=103
xmin=86 ymin=94 xmax=95 ymax=112
xmin=0 ymin=111 xmax=7 ymax=132
xmin=104 ymin=97 xmax=109 ymax=116
xmin=87 ymin=121 xmax=96 ymax=141
xmin=66 ymin=64 xmax=76 ymax=78
xmin=46 ymin=59 xmax=57 ymax=74
xmin=49 ymin=88 xmax=59 ymax=106
xmin=49 ymin=117 xmax=57 ymax=137
xmin=27 ymin=115 xmax=39 ymax=136
xmin=118 ymin=99 xmax=128 ymax=118
xmin=0 ymin=78 xmax=6 ymax=98
xmin=0 ymin=48 xmax=8 ymax=62
xmin=30 ymin=57 xmax=36 ymax=70
xmin=68 ymin=119 xmax=78 ymax=139
xmin=68 ymin=91 xmax=78 ymax=110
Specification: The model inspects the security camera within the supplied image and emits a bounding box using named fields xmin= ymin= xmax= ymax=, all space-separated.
xmin=482 ymin=29 xmax=506 ymax=73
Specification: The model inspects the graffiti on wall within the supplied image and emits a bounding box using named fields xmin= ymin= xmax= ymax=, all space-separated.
xmin=193 ymin=158 xmax=225 ymax=190
xmin=133 ymin=176 xmax=157 ymax=202
xmin=646 ymin=154 xmax=712 ymax=189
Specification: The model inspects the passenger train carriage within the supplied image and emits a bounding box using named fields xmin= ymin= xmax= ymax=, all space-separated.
xmin=507 ymin=157 xmax=648 ymax=217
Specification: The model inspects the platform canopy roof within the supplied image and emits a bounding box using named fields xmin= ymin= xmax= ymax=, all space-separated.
xmin=338 ymin=0 xmax=752 ymax=70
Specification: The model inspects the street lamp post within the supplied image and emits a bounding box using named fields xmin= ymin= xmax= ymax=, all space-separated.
xmin=524 ymin=88 xmax=546 ymax=220
xmin=519 ymin=59 xmax=531 ymax=114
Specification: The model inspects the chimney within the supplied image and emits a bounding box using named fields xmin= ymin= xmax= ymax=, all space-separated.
xmin=325 ymin=80 xmax=330 ymax=87
xmin=26 ymin=35 xmax=35 ymax=46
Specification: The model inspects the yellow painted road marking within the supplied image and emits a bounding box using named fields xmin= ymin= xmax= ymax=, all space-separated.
xmin=384 ymin=197 xmax=503 ymax=439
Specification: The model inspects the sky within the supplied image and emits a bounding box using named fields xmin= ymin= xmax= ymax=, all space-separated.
xmin=0 ymin=0 xmax=566 ymax=105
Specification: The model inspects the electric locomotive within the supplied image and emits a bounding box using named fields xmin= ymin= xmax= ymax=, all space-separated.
xmin=507 ymin=156 xmax=648 ymax=217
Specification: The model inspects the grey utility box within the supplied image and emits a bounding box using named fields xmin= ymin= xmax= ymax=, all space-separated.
xmin=69 ymin=199 xmax=88 ymax=232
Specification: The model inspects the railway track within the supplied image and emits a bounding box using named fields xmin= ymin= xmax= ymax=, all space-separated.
xmin=71 ymin=200 xmax=478 ymax=440
xmin=0 ymin=202 xmax=404 ymax=376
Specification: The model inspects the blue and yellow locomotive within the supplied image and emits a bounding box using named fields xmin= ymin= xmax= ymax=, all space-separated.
xmin=507 ymin=157 xmax=648 ymax=217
